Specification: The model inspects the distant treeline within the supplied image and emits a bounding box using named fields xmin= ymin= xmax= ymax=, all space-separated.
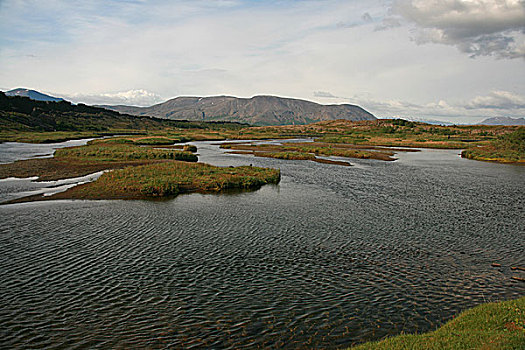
xmin=0 ymin=92 xmax=248 ymax=132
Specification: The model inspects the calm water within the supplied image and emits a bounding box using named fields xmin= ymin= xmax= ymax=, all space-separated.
xmin=0 ymin=140 xmax=524 ymax=349
xmin=0 ymin=138 xmax=95 ymax=164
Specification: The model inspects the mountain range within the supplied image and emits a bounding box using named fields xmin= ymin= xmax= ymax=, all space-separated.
xmin=478 ymin=117 xmax=525 ymax=126
xmin=5 ymin=88 xmax=64 ymax=102
xmin=101 ymin=95 xmax=376 ymax=125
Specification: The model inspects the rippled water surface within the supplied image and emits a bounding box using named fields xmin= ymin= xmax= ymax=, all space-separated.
xmin=1 ymin=141 xmax=524 ymax=349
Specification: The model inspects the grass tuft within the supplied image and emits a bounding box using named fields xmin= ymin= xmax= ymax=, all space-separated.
xmin=350 ymin=296 xmax=525 ymax=350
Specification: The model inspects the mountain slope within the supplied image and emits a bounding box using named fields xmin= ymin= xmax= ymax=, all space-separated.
xmin=103 ymin=95 xmax=375 ymax=125
xmin=5 ymin=88 xmax=64 ymax=102
xmin=478 ymin=117 xmax=525 ymax=126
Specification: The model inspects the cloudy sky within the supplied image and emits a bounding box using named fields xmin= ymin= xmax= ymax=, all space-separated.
xmin=1 ymin=0 xmax=524 ymax=123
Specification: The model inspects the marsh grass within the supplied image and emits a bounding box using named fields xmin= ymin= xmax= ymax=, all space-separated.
xmin=350 ymin=296 xmax=525 ymax=350
xmin=53 ymin=162 xmax=280 ymax=199
xmin=132 ymin=137 xmax=178 ymax=145
xmin=55 ymin=143 xmax=198 ymax=162
xmin=257 ymin=151 xmax=316 ymax=160
xmin=221 ymin=141 xmax=396 ymax=161
xmin=462 ymin=128 xmax=525 ymax=164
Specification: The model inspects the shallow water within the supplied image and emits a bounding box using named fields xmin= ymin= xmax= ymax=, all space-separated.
xmin=0 ymin=141 xmax=524 ymax=349
xmin=0 ymin=138 xmax=95 ymax=164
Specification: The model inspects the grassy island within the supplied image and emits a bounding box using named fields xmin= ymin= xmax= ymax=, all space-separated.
xmin=0 ymin=138 xmax=197 ymax=181
xmin=0 ymin=137 xmax=280 ymax=203
xmin=221 ymin=140 xmax=397 ymax=164
xmin=49 ymin=162 xmax=280 ymax=200
xmin=350 ymin=296 xmax=525 ymax=350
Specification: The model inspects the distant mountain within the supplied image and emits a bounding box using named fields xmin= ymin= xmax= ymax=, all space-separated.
xmin=5 ymin=88 xmax=64 ymax=102
xmin=478 ymin=117 xmax=525 ymax=126
xmin=102 ymin=95 xmax=376 ymax=126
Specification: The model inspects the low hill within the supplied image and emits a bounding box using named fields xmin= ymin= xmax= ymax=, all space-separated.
xmin=5 ymin=88 xmax=64 ymax=102
xmin=0 ymin=91 xmax=245 ymax=133
xmin=478 ymin=117 xmax=525 ymax=125
xmin=102 ymin=95 xmax=375 ymax=125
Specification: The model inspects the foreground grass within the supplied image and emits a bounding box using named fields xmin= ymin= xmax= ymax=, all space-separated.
xmin=462 ymin=128 xmax=525 ymax=164
xmin=351 ymin=296 xmax=525 ymax=350
xmin=51 ymin=162 xmax=280 ymax=199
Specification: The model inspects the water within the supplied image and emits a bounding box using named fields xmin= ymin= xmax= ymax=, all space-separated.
xmin=0 ymin=138 xmax=95 ymax=164
xmin=0 ymin=141 xmax=524 ymax=349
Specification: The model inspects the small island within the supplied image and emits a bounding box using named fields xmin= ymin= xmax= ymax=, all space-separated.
xmin=1 ymin=137 xmax=280 ymax=204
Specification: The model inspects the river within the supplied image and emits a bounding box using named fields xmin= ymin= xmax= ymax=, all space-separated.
xmin=0 ymin=140 xmax=524 ymax=348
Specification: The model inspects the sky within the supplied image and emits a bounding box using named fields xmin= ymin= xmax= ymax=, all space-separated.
xmin=0 ymin=0 xmax=524 ymax=123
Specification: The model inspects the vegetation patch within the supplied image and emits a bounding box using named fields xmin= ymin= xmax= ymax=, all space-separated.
xmin=1 ymin=135 xmax=279 ymax=203
xmin=350 ymin=296 xmax=525 ymax=350
xmin=462 ymin=128 xmax=525 ymax=164
xmin=0 ymin=157 xmax=169 ymax=182
xmin=221 ymin=141 xmax=396 ymax=162
xmin=49 ymin=162 xmax=280 ymax=200
xmin=258 ymin=151 xmax=316 ymax=160
xmin=54 ymin=143 xmax=197 ymax=162
xmin=132 ymin=137 xmax=178 ymax=145
xmin=183 ymin=144 xmax=198 ymax=152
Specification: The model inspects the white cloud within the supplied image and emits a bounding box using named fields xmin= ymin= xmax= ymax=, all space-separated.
xmin=466 ymin=90 xmax=525 ymax=109
xmin=313 ymin=91 xmax=339 ymax=98
xmin=375 ymin=17 xmax=402 ymax=31
xmin=314 ymin=90 xmax=525 ymax=123
xmin=64 ymin=89 xmax=163 ymax=106
xmin=393 ymin=0 xmax=525 ymax=59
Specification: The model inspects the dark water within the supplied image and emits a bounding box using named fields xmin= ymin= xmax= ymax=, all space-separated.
xmin=0 ymin=141 xmax=524 ymax=349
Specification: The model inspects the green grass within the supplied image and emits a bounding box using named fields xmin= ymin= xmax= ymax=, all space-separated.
xmin=462 ymin=128 xmax=525 ymax=163
xmin=350 ymin=296 xmax=525 ymax=350
xmin=222 ymin=142 xmax=396 ymax=161
xmin=57 ymin=162 xmax=281 ymax=198
xmin=259 ymin=151 xmax=316 ymax=160
xmin=54 ymin=143 xmax=198 ymax=162
xmin=132 ymin=137 xmax=178 ymax=145
xmin=0 ymin=135 xmax=279 ymax=202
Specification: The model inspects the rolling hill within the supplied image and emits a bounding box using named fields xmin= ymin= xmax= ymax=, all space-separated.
xmin=102 ymin=95 xmax=376 ymax=125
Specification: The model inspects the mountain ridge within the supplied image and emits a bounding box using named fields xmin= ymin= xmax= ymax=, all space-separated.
xmin=102 ymin=95 xmax=375 ymax=125
xmin=5 ymin=88 xmax=64 ymax=102
xmin=478 ymin=116 xmax=525 ymax=126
